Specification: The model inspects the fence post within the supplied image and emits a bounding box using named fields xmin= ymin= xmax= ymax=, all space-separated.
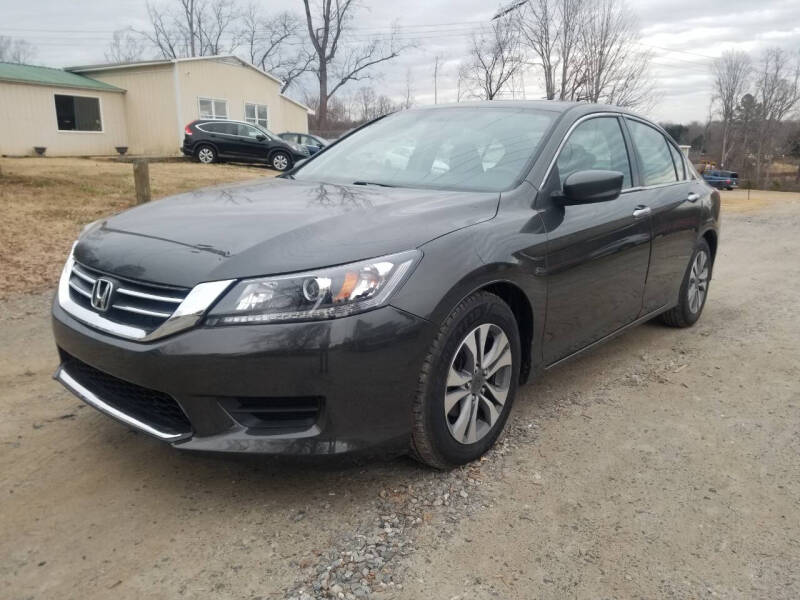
xmin=133 ymin=159 xmax=151 ymax=205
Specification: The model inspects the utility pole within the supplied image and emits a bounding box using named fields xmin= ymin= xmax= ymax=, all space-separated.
xmin=433 ymin=56 xmax=440 ymax=104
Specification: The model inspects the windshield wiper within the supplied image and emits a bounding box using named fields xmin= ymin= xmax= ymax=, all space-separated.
xmin=352 ymin=180 xmax=395 ymax=188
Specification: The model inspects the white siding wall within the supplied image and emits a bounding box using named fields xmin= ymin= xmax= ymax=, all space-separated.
xmin=80 ymin=65 xmax=178 ymax=156
xmin=0 ymin=81 xmax=127 ymax=156
xmin=176 ymin=58 xmax=308 ymax=137
xmin=72 ymin=58 xmax=309 ymax=156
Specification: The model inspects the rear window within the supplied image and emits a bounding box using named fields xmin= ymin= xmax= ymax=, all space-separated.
xmin=627 ymin=120 xmax=678 ymax=186
xmin=667 ymin=143 xmax=686 ymax=180
xmin=199 ymin=122 xmax=234 ymax=134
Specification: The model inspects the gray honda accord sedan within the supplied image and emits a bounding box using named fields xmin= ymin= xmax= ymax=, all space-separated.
xmin=52 ymin=101 xmax=720 ymax=468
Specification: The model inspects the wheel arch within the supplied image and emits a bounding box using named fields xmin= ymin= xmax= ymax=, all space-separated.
xmin=417 ymin=275 xmax=535 ymax=385
xmin=701 ymin=228 xmax=718 ymax=279
xmin=481 ymin=281 xmax=534 ymax=384
xmin=194 ymin=141 xmax=219 ymax=156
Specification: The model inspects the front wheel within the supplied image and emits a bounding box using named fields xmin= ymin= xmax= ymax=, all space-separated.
xmin=411 ymin=292 xmax=520 ymax=469
xmin=660 ymin=238 xmax=712 ymax=328
xmin=270 ymin=151 xmax=291 ymax=171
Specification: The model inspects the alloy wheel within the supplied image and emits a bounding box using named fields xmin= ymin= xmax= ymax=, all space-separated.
xmin=444 ymin=324 xmax=513 ymax=445
xmin=687 ymin=249 xmax=709 ymax=314
xmin=198 ymin=147 xmax=214 ymax=163
xmin=272 ymin=153 xmax=289 ymax=170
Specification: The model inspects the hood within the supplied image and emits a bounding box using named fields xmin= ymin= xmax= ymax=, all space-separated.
xmin=75 ymin=177 xmax=499 ymax=287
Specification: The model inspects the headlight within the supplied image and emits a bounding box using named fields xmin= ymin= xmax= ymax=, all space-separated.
xmin=206 ymin=250 xmax=420 ymax=325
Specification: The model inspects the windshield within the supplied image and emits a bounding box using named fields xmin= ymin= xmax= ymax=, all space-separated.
xmin=293 ymin=107 xmax=557 ymax=192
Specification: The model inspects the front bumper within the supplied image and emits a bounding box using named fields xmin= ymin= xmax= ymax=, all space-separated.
xmin=52 ymin=300 xmax=434 ymax=456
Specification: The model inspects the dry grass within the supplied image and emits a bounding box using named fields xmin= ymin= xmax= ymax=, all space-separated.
xmin=720 ymin=188 xmax=800 ymax=213
xmin=0 ymin=157 xmax=273 ymax=299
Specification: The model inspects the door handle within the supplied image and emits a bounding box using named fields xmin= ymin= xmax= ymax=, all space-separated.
xmin=687 ymin=192 xmax=700 ymax=202
xmin=632 ymin=205 xmax=651 ymax=218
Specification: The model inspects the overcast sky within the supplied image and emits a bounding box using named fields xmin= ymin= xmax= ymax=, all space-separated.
xmin=2 ymin=0 xmax=798 ymax=123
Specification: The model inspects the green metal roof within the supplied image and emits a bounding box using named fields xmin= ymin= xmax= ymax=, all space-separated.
xmin=0 ymin=62 xmax=124 ymax=92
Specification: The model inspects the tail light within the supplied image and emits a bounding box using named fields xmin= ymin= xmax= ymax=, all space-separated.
xmin=184 ymin=124 xmax=193 ymax=135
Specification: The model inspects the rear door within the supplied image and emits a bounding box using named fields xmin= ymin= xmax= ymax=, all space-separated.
xmin=198 ymin=122 xmax=238 ymax=157
xmin=540 ymin=115 xmax=653 ymax=364
xmin=624 ymin=118 xmax=704 ymax=313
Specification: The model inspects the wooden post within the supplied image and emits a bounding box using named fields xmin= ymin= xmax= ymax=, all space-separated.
xmin=133 ymin=159 xmax=151 ymax=204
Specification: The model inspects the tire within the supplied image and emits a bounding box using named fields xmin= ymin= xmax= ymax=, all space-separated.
xmin=196 ymin=144 xmax=216 ymax=164
xmin=660 ymin=238 xmax=712 ymax=328
xmin=271 ymin=151 xmax=292 ymax=171
xmin=410 ymin=291 xmax=521 ymax=469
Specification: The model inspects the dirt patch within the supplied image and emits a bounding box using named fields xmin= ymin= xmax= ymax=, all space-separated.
xmin=720 ymin=188 xmax=800 ymax=213
xmin=1 ymin=189 xmax=799 ymax=599
xmin=0 ymin=157 xmax=274 ymax=299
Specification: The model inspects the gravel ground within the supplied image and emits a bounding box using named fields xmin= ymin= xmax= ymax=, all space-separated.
xmin=1 ymin=194 xmax=799 ymax=600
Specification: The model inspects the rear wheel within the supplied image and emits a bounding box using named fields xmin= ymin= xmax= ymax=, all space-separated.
xmin=271 ymin=151 xmax=291 ymax=171
xmin=196 ymin=144 xmax=216 ymax=164
xmin=411 ymin=292 xmax=520 ymax=469
xmin=660 ymin=239 xmax=712 ymax=328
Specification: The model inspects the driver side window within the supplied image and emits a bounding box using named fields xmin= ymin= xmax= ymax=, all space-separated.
xmin=556 ymin=117 xmax=632 ymax=189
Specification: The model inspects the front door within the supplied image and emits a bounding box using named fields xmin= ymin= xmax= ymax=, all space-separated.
xmin=230 ymin=123 xmax=268 ymax=161
xmin=539 ymin=115 xmax=652 ymax=364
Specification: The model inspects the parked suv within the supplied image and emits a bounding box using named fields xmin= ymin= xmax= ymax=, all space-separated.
xmin=702 ymin=169 xmax=738 ymax=190
xmin=181 ymin=120 xmax=309 ymax=171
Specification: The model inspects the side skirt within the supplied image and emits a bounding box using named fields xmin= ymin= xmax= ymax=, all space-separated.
xmin=543 ymin=304 xmax=674 ymax=371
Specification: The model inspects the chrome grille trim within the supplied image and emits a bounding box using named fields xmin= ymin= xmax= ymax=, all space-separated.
xmin=68 ymin=280 xmax=92 ymax=298
xmin=55 ymin=365 xmax=189 ymax=441
xmin=111 ymin=303 xmax=173 ymax=319
xmin=116 ymin=287 xmax=183 ymax=304
xmin=72 ymin=265 xmax=96 ymax=285
xmin=58 ymin=245 xmax=234 ymax=342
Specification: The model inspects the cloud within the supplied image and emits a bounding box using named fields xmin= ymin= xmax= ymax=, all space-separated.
xmin=4 ymin=0 xmax=798 ymax=122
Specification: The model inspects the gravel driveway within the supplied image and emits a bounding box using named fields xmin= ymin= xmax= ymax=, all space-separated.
xmin=2 ymin=196 xmax=799 ymax=600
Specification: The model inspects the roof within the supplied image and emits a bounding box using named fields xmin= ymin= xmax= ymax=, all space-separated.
xmin=0 ymin=62 xmax=124 ymax=92
xmin=66 ymin=55 xmax=311 ymax=113
xmin=412 ymin=99 xmax=646 ymax=122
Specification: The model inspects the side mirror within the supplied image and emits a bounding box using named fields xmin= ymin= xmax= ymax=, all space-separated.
xmin=558 ymin=170 xmax=624 ymax=205
xmin=256 ymin=134 xmax=266 ymax=142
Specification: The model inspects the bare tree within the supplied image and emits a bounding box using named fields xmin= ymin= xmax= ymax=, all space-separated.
xmin=355 ymin=86 xmax=378 ymax=121
xmin=142 ymin=0 xmax=240 ymax=58
xmin=0 ymin=36 xmax=36 ymax=64
xmin=712 ymin=50 xmax=751 ymax=167
xmin=240 ymin=6 xmax=313 ymax=92
xmin=753 ymin=47 xmax=800 ymax=184
xmin=401 ymin=67 xmax=414 ymax=109
xmin=519 ymin=0 xmax=650 ymax=106
xmin=105 ymin=29 xmax=147 ymax=63
xmin=520 ymin=0 xmax=559 ymax=99
xmin=555 ymin=0 xmax=585 ymax=100
xmin=462 ymin=13 xmax=524 ymax=100
xmin=301 ymin=0 xmax=406 ymax=128
xmin=577 ymin=0 xmax=652 ymax=108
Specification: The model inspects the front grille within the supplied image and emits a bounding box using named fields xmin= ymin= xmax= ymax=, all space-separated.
xmin=62 ymin=353 xmax=192 ymax=436
xmin=219 ymin=397 xmax=323 ymax=432
xmin=68 ymin=262 xmax=189 ymax=333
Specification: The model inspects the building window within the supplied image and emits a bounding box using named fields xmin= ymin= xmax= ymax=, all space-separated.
xmin=54 ymin=94 xmax=102 ymax=131
xmin=244 ymin=102 xmax=268 ymax=128
xmin=198 ymin=97 xmax=228 ymax=120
